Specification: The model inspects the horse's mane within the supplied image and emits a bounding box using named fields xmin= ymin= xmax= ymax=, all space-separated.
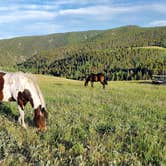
xmin=24 ymin=73 xmax=46 ymax=109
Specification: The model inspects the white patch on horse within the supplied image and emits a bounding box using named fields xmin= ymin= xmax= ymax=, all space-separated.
xmin=2 ymin=72 xmax=46 ymax=109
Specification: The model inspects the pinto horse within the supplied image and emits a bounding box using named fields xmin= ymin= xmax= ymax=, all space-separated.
xmin=0 ymin=71 xmax=48 ymax=131
xmin=84 ymin=73 xmax=108 ymax=89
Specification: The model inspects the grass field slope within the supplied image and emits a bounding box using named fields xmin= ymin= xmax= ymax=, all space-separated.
xmin=0 ymin=75 xmax=166 ymax=165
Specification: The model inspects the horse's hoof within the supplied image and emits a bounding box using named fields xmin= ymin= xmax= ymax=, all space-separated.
xmin=22 ymin=124 xmax=27 ymax=129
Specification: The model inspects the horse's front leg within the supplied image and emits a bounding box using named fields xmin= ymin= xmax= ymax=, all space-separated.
xmin=18 ymin=105 xmax=27 ymax=129
xmin=91 ymin=81 xmax=94 ymax=88
xmin=101 ymin=82 xmax=105 ymax=89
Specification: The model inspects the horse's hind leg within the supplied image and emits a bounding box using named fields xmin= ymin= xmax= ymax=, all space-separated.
xmin=18 ymin=105 xmax=27 ymax=129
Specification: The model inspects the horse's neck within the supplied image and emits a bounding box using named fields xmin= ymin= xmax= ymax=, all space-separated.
xmin=33 ymin=83 xmax=46 ymax=109
xmin=28 ymin=85 xmax=44 ymax=109
xmin=24 ymin=73 xmax=46 ymax=109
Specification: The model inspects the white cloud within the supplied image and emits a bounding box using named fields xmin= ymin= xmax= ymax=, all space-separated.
xmin=151 ymin=4 xmax=166 ymax=13
xmin=0 ymin=1 xmax=166 ymax=39
xmin=0 ymin=6 xmax=18 ymax=11
xmin=59 ymin=6 xmax=135 ymax=16
xmin=58 ymin=3 xmax=166 ymax=16
xmin=58 ymin=5 xmax=147 ymax=21
xmin=0 ymin=2 xmax=165 ymax=24
xmin=148 ymin=20 xmax=166 ymax=27
xmin=0 ymin=4 xmax=58 ymax=12
xmin=46 ymin=0 xmax=112 ymax=5
xmin=0 ymin=10 xmax=56 ymax=23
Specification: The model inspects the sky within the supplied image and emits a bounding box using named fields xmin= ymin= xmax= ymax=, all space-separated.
xmin=0 ymin=0 xmax=166 ymax=39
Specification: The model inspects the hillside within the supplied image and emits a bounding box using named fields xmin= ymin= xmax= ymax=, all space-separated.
xmin=0 ymin=30 xmax=102 ymax=67
xmin=0 ymin=25 xmax=166 ymax=80
xmin=0 ymin=25 xmax=165 ymax=67
xmin=86 ymin=26 xmax=166 ymax=48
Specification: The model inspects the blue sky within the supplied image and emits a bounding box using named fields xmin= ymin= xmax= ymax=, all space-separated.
xmin=0 ymin=0 xmax=166 ymax=39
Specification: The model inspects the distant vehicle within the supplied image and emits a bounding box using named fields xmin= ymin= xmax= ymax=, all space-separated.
xmin=152 ymin=75 xmax=166 ymax=84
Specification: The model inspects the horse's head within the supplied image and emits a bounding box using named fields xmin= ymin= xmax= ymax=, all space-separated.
xmin=34 ymin=105 xmax=48 ymax=131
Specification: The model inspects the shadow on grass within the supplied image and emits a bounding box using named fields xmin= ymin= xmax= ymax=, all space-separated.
xmin=54 ymin=83 xmax=63 ymax=86
xmin=0 ymin=103 xmax=17 ymax=122
xmin=138 ymin=81 xmax=153 ymax=84
xmin=54 ymin=82 xmax=83 ymax=87
xmin=138 ymin=81 xmax=166 ymax=85
xmin=126 ymin=80 xmax=164 ymax=85
xmin=0 ymin=103 xmax=34 ymax=127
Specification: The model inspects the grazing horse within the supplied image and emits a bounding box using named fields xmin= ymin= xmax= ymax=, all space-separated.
xmin=0 ymin=71 xmax=48 ymax=131
xmin=84 ymin=73 xmax=108 ymax=89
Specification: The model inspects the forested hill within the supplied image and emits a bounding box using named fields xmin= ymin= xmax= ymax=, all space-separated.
xmin=0 ymin=25 xmax=166 ymax=80
xmin=86 ymin=25 xmax=166 ymax=48
xmin=0 ymin=25 xmax=166 ymax=66
xmin=0 ymin=30 xmax=102 ymax=66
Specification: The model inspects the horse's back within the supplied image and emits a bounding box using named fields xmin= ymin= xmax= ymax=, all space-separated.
xmin=2 ymin=72 xmax=35 ymax=101
xmin=5 ymin=72 xmax=32 ymax=88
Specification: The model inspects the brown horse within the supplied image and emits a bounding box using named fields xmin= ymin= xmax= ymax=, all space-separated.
xmin=84 ymin=73 xmax=108 ymax=89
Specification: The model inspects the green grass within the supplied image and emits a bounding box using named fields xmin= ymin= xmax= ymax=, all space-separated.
xmin=137 ymin=46 xmax=166 ymax=50
xmin=0 ymin=75 xmax=166 ymax=165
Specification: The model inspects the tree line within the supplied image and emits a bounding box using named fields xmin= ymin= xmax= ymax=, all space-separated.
xmin=17 ymin=47 xmax=166 ymax=81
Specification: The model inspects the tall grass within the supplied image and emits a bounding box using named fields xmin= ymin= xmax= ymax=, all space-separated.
xmin=0 ymin=75 xmax=166 ymax=165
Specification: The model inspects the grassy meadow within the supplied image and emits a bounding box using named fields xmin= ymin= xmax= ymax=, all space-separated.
xmin=0 ymin=75 xmax=166 ymax=165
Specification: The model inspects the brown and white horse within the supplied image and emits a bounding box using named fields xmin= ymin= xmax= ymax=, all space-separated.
xmin=0 ymin=71 xmax=48 ymax=131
